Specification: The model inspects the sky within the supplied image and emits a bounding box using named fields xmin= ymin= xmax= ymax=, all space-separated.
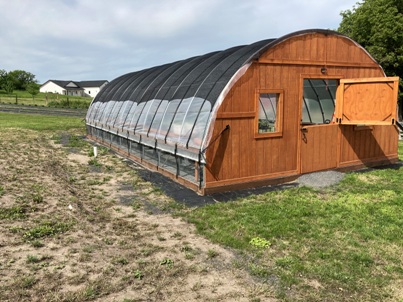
xmin=0 ymin=0 xmax=359 ymax=84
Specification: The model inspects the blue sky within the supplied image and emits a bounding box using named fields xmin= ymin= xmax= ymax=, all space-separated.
xmin=0 ymin=0 xmax=359 ymax=83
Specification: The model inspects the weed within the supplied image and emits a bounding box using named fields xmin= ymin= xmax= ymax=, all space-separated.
xmin=207 ymin=249 xmax=219 ymax=259
xmin=133 ymin=269 xmax=144 ymax=280
xmin=250 ymin=237 xmax=271 ymax=249
xmin=16 ymin=275 xmax=37 ymax=289
xmin=0 ymin=185 xmax=4 ymax=196
xmin=160 ymin=258 xmax=174 ymax=268
xmin=26 ymin=255 xmax=41 ymax=263
xmin=113 ymin=257 xmax=129 ymax=266
xmin=0 ymin=205 xmax=27 ymax=220
xmin=31 ymin=240 xmax=45 ymax=248
xmin=171 ymin=231 xmax=183 ymax=239
xmin=88 ymin=158 xmax=101 ymax=167
xmin=23 ymin=220 xmax=72 ymax=240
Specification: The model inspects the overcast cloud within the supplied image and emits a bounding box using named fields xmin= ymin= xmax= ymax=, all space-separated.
xmin=0 ymin=0 xmax=358 ymax=83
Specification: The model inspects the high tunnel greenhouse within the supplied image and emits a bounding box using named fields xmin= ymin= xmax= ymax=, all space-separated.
xmin=86 ymin=29 xmax=399 ymax=195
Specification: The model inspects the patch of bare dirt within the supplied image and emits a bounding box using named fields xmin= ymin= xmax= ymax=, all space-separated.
xmin=0 ymin=128 xmax=276 ymax=301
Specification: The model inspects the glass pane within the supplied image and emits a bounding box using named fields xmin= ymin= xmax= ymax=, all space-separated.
xmin=122 ymin=102 xmax=138 ymax=130
xmin=258 ymin=93 xmax=279 ymax=133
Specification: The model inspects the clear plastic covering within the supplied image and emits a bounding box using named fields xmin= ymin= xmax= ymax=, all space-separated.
xmin=302 ymin=79 xmax=337 ymax=124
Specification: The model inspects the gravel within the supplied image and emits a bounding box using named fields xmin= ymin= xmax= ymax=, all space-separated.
xmin=296 ymin=170 xmax=345 ymax=188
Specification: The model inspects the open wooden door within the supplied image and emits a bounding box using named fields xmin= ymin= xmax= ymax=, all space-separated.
xmin=334 ymin=77 xmax=399 ymax=125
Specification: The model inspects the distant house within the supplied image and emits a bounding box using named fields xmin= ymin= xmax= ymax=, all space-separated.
xmin=40 ymin=80 xmax=109 ymax=97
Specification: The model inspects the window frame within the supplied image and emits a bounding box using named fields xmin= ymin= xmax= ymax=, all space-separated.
xmin=254 ymin=89 xmax=284 ymax=139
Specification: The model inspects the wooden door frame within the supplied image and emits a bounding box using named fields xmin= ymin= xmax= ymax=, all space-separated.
xmin=297 ymin=74 xmax=344 ymax=174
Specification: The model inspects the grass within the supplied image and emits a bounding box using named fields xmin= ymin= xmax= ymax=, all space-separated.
xmin=186 ymin=154 xmax=403 ymax=301
xmin=0 ymin=110 xmax=402 ymax=301
xmin=0 ymin=112 xmax=84 ymax=131
xmin=0 ymin=89 xmax=92 ymax=108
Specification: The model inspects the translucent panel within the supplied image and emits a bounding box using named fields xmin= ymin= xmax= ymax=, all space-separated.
xmin=302 ymin=79 xmax=337 ymax=124
xmin=128 ymin=102 xmax=146 ymax=131
xmin=320 ymin=99 xmax=335 ymax=123
xmin=99 ymin=101 xmax=116 ymax=126
xmin=114 ymin=100 xmax=133 ymax=128
xmin=94 ymin=102 xmax=108 ymax=124
xmin=156 ymin=99 xmax=181 ymax=141
xmin=258 ymin=93 xmax=279 ymax=133
xmin=106 ymin=101 xmax=124 ymax=127
xmin=166 ymin=98 xmax=193 ymax=144
xmin=88 ymin=101 xmax=102 ymax=123
xmin=148 ymin=100 xmax=169 ymax=138
xmin=142 ymin=99 xmax=162 ymax=135
xmin=122 ymin=102 xmax=138 ymax=130
xmin=134 ymin=100 xmax=153 ymax=133
xmin=86 ymin=100 xmax=96 ymax=121
xmin=188 ymin=101 xmax=211 ymax=149
xmin=305 ymin=98 xmax=323 ymax=123
xmin=178 ymin=97 xmax=205 ymax=146
xmin=301 ymin=100 xmax=312 ymax=123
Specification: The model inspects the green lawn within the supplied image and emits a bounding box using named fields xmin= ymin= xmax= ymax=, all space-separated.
xmin=0 ymin=112 xmax=84 ymax=131
xmin=186 ymin=144 xmax=403 ymax=301
xmin=0 ymin=90 xmax=92 ymax=108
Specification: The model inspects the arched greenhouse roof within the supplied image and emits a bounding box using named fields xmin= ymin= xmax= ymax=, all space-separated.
xmin=86 ymin=29 xmax=358 ymax=156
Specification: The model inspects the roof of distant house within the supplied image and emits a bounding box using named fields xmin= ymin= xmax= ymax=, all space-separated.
xmin=41 ymin=80 xmax=108 ymax=89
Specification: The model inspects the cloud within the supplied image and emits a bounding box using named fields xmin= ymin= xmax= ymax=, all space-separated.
xmin=0 ymin=0 xmax=358 ymax=83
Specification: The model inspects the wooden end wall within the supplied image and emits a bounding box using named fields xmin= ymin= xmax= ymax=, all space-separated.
xmin=204 ymin=32 xmax=398 ymax=191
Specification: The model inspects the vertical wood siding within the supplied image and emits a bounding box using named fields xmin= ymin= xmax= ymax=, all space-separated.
xmin=205 ymin=32 xmax=397 ymax=189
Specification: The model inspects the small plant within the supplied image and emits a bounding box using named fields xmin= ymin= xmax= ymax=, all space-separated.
xmin=160 ymin=258 xmax=174 ymax=268
xmin=26 ymin=254 xmax=41 ymax=263
xmin=113 ymin=257 xmax=129 ymax=266
xmin=0 ymin=185 xmax=4 ymax=196
xmin=23 ymin=221 xmax=71 ymax=240
xmin=207 ymin=249 xmax=219 ymax=259
xmin=133 ymin=269 xmax=144 ymax=280
xmin=249 ymin=237 xmax=271 ymax=249
xmin=88 ymin=158 xmax=102 ymax=167
xmin=31 ymin=240 xmax=45 ymax=248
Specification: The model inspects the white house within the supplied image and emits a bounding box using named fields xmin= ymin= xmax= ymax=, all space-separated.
xmin=40 ymin=80 xmax=108 ymax=97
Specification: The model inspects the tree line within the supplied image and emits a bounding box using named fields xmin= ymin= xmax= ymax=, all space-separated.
xmin=0 ymin=69 xmax=40 ymax=98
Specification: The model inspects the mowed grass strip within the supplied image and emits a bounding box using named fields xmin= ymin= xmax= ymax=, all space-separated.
xmin=186 ymin=143 xmax=403 ymax=301
xmin=0 ymin=112 xmax=84 ymax=131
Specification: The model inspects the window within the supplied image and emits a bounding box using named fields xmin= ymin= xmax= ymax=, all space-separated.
xmin=302 ymin=79 xmax=337 ymax=124
xmin=256 ymin=91 xmax=282 ymax=137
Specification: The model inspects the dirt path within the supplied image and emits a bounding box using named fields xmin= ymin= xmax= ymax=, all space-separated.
xmin=0 ymin=128 xmax=275 ymax=301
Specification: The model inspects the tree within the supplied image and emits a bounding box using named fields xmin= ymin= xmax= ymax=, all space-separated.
xmin=26 ymin=82 xmax=40 ymax=100
xmin=3 ymin=77 xmax=15 ymax=95
xmin=338 ymin=0 xmax=403 ymax=112
xmin=0 ymin=69 xmax=7 ymax=90
xmin=7 ymin=70 xmax=37 ymax=90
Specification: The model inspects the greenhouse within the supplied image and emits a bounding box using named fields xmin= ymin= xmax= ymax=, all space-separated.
xmin=86 ymin=29 xmax=399 ymax=195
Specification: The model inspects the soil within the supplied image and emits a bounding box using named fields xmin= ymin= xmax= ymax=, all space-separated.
xmin=0 ymin=128 xmax=277 ymax=301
